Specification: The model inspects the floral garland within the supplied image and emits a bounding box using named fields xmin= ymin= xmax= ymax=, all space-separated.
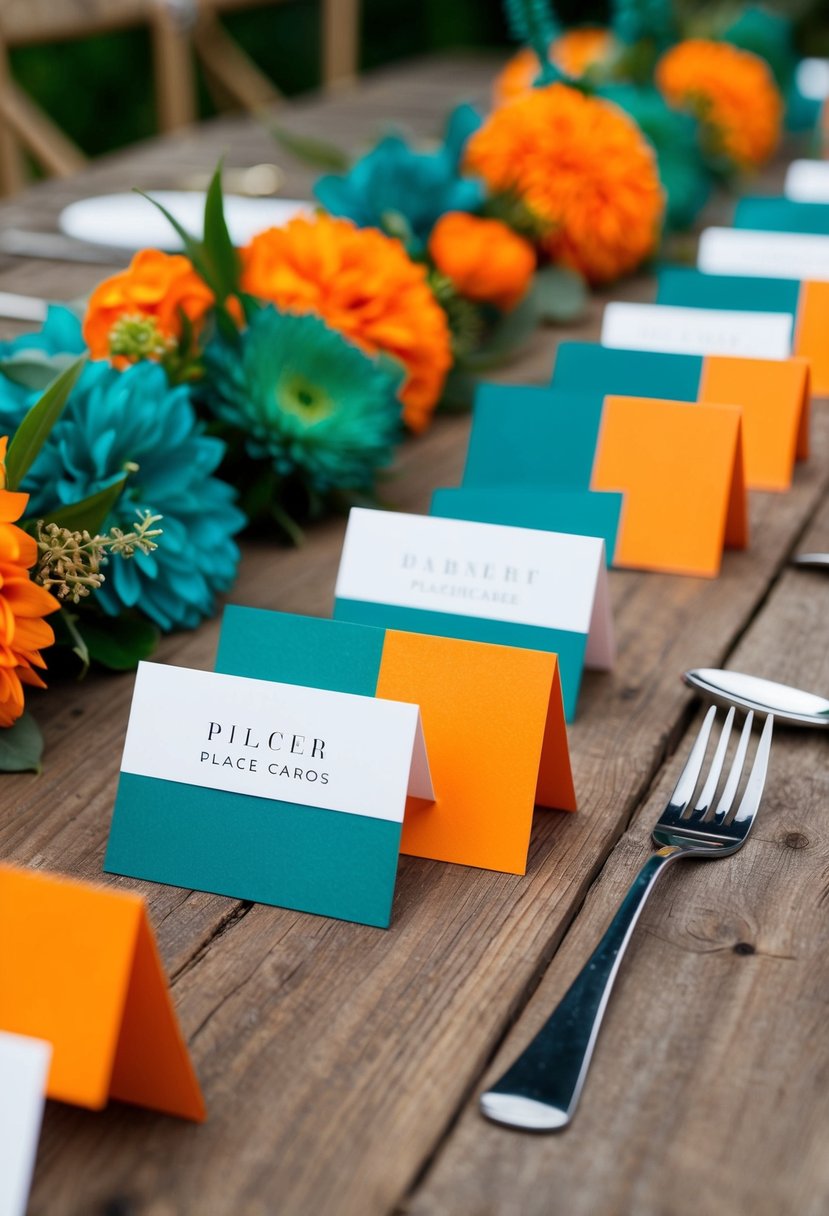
xmin=0 ymin=0 xmax=816 ymax=769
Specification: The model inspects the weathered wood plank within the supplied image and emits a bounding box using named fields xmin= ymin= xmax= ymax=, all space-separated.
xmin=408 ymin=495 xmax=829 ymax=1216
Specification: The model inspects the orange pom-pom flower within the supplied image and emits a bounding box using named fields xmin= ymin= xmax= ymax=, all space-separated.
xmin=0 ymin=439 xmax=58 ymax=728
xmin=495 ymin=28 xmax=614 ymax=105
xmin=241 ymin=214 xmax=452 ymax=432
xmin=465 ymin=83 xmax=664 ymax=285
xmin=428 ymin=212 xmax=535 ymax=310
xmin=656 ymin=39 xmax=782 ymax=170
xmin=83 ymin=249 xmax=214 ymax=365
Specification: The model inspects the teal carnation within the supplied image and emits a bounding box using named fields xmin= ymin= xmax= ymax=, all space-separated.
xmin=204 ymin=306 xmax=404 ymax=496
xmin=314 ymin=105 xmax=484 ymax=251
xmin=0 ymin=306 xmax=245 ymax=632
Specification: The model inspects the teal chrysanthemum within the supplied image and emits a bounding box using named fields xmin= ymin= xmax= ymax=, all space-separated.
xmin=204 ymin=306 xmax=404 ymax=494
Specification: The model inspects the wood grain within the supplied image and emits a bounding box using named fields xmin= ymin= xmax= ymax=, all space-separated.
xmin=0 ymin=53 xmax=822 ymax=1216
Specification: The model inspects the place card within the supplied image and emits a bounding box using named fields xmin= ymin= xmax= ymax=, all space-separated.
xmin=795 ymin=57 xmax=829 ymax=101
xmin=734 ymin=195 xmax=829 ymax=235
xmin=0 ymin=1032 xmax=50 ymax=1216
xmin=552 ymin=341 xmax=810 ymax=491
xmin=698 ymin=226 xmax=829 ymax=282
xmin=593 ymin=396 xmax=748 ymax=577
xmin=216 ymin=609 xmax=576 ymax=876
xmin=430 ymin=485 xmax=622 ymax=565
xmin=0 ymin=864 xmax=204 ymax=1120
xmin=600 ymin=301 xmax=793 ymax=360
xmin=106 ymin=663 xmax=433 ymax=928
xmin=332 ymin=508 xmax=614 ymax=722
xmin=785 ymin=159 xmax=829 ymax=203
xmin=657 ymin=264 xmax=829 ymax=396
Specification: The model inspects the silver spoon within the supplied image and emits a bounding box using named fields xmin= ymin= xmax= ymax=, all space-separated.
xmin=792 ymin=553 xmax=829 ymax=570
xmin=683 ymin=668 xmax=829 ymax=729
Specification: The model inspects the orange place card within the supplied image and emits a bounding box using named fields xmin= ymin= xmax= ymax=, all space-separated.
xmin=591 ymin=396 xmax=748 ymax=578
xmin=216 ymin=608 xmax=577 ymax=877
xmin=0 ymin=864 xmax=205 ymax=1121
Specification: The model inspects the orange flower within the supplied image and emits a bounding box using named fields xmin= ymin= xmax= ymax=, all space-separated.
xmin=0 ymin=439 xmax=59 ymax=728
xmin=656 ymin=39 xmax=782 ymax=170
xmin=465 ymin=83 xmax=664 ymax=285
xmin=429 ymin=212 xmax=535 ymax=310
xmin=83 ymin=249 xmax=214 ymax=363
xmin=495 ymin=28 xmax=614 ymax=106
xmin=241 ymin=214 xmax=452 ymax=432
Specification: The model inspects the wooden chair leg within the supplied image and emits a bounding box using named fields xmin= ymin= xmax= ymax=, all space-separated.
xmin=322 ymin=0 xmax=360 ymax=89
xmin=151 ymin=5 xmax=197 ymax=131
xmin=192 ymin=11 xmax=281 ymax=113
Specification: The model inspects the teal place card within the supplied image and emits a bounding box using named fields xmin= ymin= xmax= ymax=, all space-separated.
xmin=734 ymin=196 xmax=829 ymax=235
xmin=657 ymin=264 xmax=802 ymax=315
xmin=552 ymin=341 xmax=704 ymax=400
xmin=105 ymin=662 xmax=433 ymax=928
xmin=429 ymin=486 xmax=621 ymax=566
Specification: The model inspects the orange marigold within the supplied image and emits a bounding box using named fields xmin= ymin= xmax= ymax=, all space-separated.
xmin=240 ymin=215 xmax=452 ymax=432
xmin=656 ymin=39 xmax=782 ymax=170
xmin=429 ymin=212 xmax=535 ymax=310
xmin=83 ymin=248 xmax=214 ymax=364
xmin=465 ymin=83 xmax=664 ymax=285
xmin=0 ymin=439 xmax=59 ymax=728
xmin=494 ymin=28 xmax=614 ymax=106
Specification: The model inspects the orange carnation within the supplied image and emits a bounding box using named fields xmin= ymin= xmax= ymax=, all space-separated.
xmin=0 ymin=440 xmax=58 ymax=728
xmin=656 ymin=39 xmax=782 ymax=170
xmin=495 ymin=28 xmax=614 ymax=106
xmin=465 ymin=83 xmax=664 ymax=285
xmin=429 ymin=212 xmax=535 ymax=310
xmin=240 ymin=214 xmax=452 ymax=432
xmin=83 ymin=249 xmax=214 ymax=364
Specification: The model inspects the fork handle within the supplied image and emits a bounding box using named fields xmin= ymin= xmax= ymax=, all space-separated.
xmin=480 ymin=846 xmax=680 ymax=1132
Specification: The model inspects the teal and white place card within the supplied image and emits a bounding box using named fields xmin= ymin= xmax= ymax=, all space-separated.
xmin=600 ymin=300 xmax=793 ymax=359
xmin=697 ymin=226 xmax=829 ymax=281
xmin=785 ymin=159 xmax=829 ymax=203
xmin=105 ymin=662 xmax=433 ymax=928
xmin=0 ymin=1031 xmax=51 ymax=1216
xmin=333 ymin=507 xmax=614 ymax=721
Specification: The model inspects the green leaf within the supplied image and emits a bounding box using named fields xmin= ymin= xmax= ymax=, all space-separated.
xmin=39 ymin=474 xmax=128 ymax=534
xmin=438 ymin=366 xmax=479 ymax=412
xmin=55 ymin=608 xmax=91 ymax=675
xmin=457 ymin=291 xmax=538 ymax=372
xmin=5 ymin=355 xmax=86 ymax=491
xmin=82 ymin=615 xmax=160 ymax=671
xmin=269 ymin=123 xmax=350 ymax=172
xmin=0 ymin=711 xmax=44 ymax=773
xmin=531 ymin=265 xmax=589 ymax=324
xmin=0 ymin=350 xmax=78 ymax=391
xmin=134 ymin=189 xmax=209 ymax=278
xmin=203 ymin=162 xmax=241 ymax=302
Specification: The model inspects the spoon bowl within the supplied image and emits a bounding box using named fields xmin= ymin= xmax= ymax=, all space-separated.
xmin=683 ymin=668 xmax=829 ymax=729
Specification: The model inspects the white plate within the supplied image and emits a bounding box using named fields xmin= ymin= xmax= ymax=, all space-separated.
xmin=58 ymin=191 xmax=313 ymax=252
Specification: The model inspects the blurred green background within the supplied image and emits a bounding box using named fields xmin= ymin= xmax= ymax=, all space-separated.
xmin=10 ymin=0 xmax=829 ymax=158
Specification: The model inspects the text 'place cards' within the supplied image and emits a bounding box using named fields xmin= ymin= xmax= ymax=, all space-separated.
xmin=0 ymin=1032 xmax=50 ymax=1216
xmin=106 ymin=663 xmax=433 ymax=928
xmin=333 ymin=508 xmax=614 ymax=721
xmin=0 ymin=864 xmax=204 ymax=1120
xmin=217 ymin=609 xmax=576 ymax=876
xmin=552 ymin=342 xmax=810 ymax=491
xmin=600 ymin=301 xmax=793 ymax=361
xmin=657 ymin=264 xmax=829 ymax=396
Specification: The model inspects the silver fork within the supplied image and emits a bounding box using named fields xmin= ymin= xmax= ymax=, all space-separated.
xmin=480 ymin=706 xmax=774 ymax=1133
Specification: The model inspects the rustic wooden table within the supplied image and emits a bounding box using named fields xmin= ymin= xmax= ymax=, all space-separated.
xmin=2 ymin=54 xmax=828 ymax=1216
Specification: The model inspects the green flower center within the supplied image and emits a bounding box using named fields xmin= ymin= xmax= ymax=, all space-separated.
xmin=109 ymin=314 xmax=174 ymax=361
xmin=276 ymin=372 xmax=334 ymax=423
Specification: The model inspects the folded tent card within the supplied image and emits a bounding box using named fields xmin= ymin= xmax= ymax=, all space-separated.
xmin=450 ymin=381 xmax=747 ymax=578
xmin=657 ymin=263 xmax=829 ymax=396
xmin=332 ymin=507 xmax=614 ymax=722
xmin=0 ymin=864 xmax=204 ymax=1121
xmin=733 ymin=195 xmax=829 ymax=234
xmin=0 ymin=1032 xmax=50 ymax=1216
xmin=785 ymin=160 xmax=829 ymax=203
xmin=106 ymin=662 xmax=433 ymax=928
xmin=216 ymin=608 xmax=576 ymax=877
xmin=553 ymin=341 xmax=809 ymax=492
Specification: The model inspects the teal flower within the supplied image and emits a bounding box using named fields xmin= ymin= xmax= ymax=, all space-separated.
xmin=0 ymin=307 xmax=245 ymax=633
xmin=204 ymin=306 xmax=404 ymax=495
xmin=314 ymin=105 xmax=484 ymax=251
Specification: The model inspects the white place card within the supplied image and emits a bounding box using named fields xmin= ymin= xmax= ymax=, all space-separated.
xmin=600 ymin=301 xmax=792 ymax=360
xmin=698 ymin=226 xmax=829 ymax=282
xmin=121 ymin=663 xmax=433 ymax=820
xmin=0 ymin=1032 xmax=51 ymax=1216
xmin=785 ymin=159 xmax=829 ymax=203
xmin=796 ymin=58 xmax=829 ymax=101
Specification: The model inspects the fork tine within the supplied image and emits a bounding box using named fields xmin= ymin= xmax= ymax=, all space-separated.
xmin=732 ymin=714 xmax=774 ymax=824
xmin=687 ymin=706 xmax=735 ymax=821
xmin=711 ymin=710 xmax=754 ymax=824
xmin=669 ymin=704 xmax=717 ymax=812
